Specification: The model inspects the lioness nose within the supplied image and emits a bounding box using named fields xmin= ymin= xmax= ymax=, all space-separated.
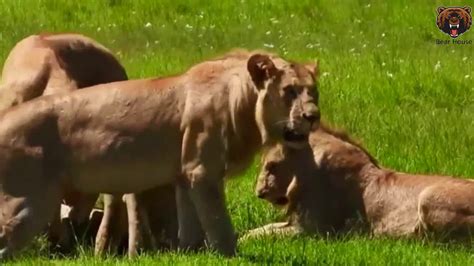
xmin=303 ymin=108 xmax=321 ymax=124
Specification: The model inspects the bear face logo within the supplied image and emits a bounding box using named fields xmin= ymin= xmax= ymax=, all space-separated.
xmin=437 ymin=6 xmax=472 ymax=38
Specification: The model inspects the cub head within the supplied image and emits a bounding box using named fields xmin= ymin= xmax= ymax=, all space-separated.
xmin=437 ymin=6 xmax=472 ymax=38
xmin=255 ymin=145 xmax=295 ymax=206
xmin=247 ymin=53 xmax=320 ymax=148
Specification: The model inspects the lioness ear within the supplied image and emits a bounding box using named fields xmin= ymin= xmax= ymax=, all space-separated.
xmin=247 ymin=54 xmax=278 ymax=89
xmin=437 ymin=7 xmax=446 ymax=14
xmin=304 ymin=61 xmax=319 ymax=79
xmin=463 ymin=6 xmax=471 ymax=14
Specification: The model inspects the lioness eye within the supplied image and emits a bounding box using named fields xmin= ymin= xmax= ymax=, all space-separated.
xmin=266 ymin=162 xmax=277 ymax=172
xmin=284 ymin=86 xmax=298 ymax=99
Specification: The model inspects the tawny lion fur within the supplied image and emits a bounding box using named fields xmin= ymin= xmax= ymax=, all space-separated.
xmin=0 ymin=33 xmax=128 ymax=252
xmin=245 ymin=126 xmax=474 ymax=241
xmin=0 ymin=49 xmax=320 ymax=258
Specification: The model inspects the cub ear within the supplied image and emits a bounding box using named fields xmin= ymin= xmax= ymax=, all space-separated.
xmin=304 ymin=61 xmax=319 ymax=79
xmin=437 ymin=7 xmax=446 ymax=14
xmin=463 ymin=6 xmax=471 ymax=14
xmin=247 ymin=54 xmax=278 ymax=89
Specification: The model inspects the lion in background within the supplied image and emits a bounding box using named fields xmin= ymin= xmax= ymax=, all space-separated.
xmin=0 ymin=33 xmax=128 ymax=108
xmin=0 ymin=33 xmax=181 ymax=257
xmin=0 ymin=33 xmax=128 ymax=253
xmin=0 ymin=49 xmax=320 ymax=258
xmin=245 ymin=125 xmax=474 ymax=240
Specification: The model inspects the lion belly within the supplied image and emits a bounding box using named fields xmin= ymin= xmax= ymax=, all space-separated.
xmin=70 ymin=158 xmax=178 ymax=194
xmin=63 ymin=126 xmax=183 ymax=194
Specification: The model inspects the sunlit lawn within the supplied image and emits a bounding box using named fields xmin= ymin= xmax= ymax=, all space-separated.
xmin=0 ymin=0 xmax=473 ymax=264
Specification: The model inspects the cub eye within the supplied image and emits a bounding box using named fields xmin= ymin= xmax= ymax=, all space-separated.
xmin=283 ymin=86 xmax=298 ymax=99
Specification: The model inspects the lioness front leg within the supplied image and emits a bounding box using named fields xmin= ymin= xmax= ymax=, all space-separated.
xmin=176 ymin=184 xmax=205 ymax=251
xmin=185 ymin=177 xmax=236 ymax=256
xmin=181 ymin=128 xmax=236 ymax=256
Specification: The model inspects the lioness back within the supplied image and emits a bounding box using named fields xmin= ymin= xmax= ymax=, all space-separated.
xmin=0 ymin=33 xmax=127 ymax=109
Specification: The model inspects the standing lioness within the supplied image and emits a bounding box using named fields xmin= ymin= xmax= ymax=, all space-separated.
xmin=0 ymin=50 xmax=320 ymax=258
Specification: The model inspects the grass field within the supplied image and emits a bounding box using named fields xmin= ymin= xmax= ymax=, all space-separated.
xmin=1 ymin=0 xmax=473 ymax=264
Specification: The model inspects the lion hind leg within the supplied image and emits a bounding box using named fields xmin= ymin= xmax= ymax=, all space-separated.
xmin=94 ymin=194 xmax=127 ymax=256
xmin=418 ymin=185 xmax=474 ymax=240
xmin=151 ymin=185 xmax=178 ymax=250
xmin=67 ymin=193 xmax=99 ymax=237
xmin=135 ymin=197 xmax=157 ymax=252
xmin=46 ymin=204 xmax=74 ymax=254
xmin=124 ymin=193 xmax=153 ymax=257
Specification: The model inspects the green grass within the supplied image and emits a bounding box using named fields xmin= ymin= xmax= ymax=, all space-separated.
xmin=1 ymin=0 xmax=473 ymax=264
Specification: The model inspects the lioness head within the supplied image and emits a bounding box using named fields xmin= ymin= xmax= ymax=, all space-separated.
xmin=255 ymin=145 xmax=295 ymax=206
xmin=247 ymin=54 xmax=320 ymax=148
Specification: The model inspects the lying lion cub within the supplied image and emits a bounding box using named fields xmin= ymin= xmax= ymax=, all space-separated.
xmin=245 ymin=125 xmax=474 ymax=240
xmin=0 ymin=50 xmax=320 ymax=258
